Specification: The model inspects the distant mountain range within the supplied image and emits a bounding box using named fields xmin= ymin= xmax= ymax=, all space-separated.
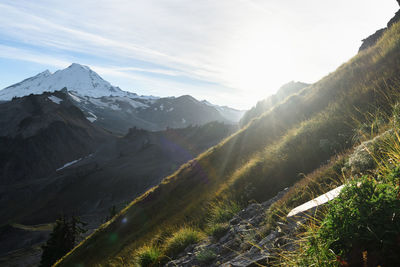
xmin=0 ymin=63 xmax=245 ymax=133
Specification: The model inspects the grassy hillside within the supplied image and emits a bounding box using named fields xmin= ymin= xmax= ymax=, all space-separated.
xmin=239 ymin=81 xmax=310 ymax=128
xmin=273 ymin=116 xmax=400 ymax=266
xmin=57 ymin=21 xmax=400 ymax=266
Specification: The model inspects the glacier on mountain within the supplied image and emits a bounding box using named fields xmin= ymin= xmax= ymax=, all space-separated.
xmin=0 ymin=63 xmax=141 ymax=100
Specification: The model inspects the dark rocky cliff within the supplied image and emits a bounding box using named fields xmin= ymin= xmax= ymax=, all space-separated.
xmin=359 ymin=1 xmax=400 ymax=51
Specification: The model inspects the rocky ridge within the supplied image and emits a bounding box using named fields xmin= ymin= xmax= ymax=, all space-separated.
xmin=359 ymin=2 xmax=400 ymax=51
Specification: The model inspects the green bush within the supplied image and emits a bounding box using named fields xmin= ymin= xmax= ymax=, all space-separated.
xmin=208 ymin=201 xmax=241 ymax=224
xmin=135 ymin=246 xmax=162 ymax=267
xmin=318 ymin=175 xmax=400 ymax=265
xmin=196 ymin=248 xmax=217 ymax=263
xmin=163 ymin=227 xmax=205 ymax=258
xmin=207 ymin=222 xmax=229 ymax=240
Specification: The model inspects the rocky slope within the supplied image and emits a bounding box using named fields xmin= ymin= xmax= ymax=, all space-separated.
xmin=0 ymin=89 xmax=110 ymax=184
xmin=164 ymin=189 xmax=291 ymax=267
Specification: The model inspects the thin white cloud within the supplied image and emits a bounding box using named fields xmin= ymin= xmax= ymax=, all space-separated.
xmin=109 ymin=67 xmax=183 ymax=77
xmin=0 ymin=45 xmax=70 ymax=68
xmin=0 ymin=0 xmax=397 ymax=108
xmin=0 ymin=44 xmax=244 ymax=107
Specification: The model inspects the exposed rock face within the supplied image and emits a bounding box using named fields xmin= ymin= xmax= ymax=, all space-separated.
xmin=359 ymin=2 xmax=400 ymax=52
xmin=164 ymin=188 xmax=310 ymax=267
xmin=358 ymin=29 xmax=387 ymax=52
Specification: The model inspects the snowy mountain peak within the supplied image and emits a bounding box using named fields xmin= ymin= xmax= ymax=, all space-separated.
xmin=69 ymin=63 xmax=90 ymax=70
xmin=0 ymin=64 xmax=137 ymax=100
xmin=39 ymin=70 xmax=51 ymax=77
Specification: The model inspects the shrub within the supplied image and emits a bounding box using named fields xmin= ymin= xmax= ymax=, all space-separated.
xmin=207 ymin=222 xmax=229 ymax=240
xmin=208 ymin=201 xmax=241 ymax=224
xmin=196 ymin=248 xmax=217 ymax=263
xmin=318 ymin=175 xmax=400 ymax=266
xmin=163 ymin=227 xmax=205 ymax=258
xmin=135 ymin=246 xmax=162 ymax=267
xmin=205 ymin=201 xmax=239 ymax=240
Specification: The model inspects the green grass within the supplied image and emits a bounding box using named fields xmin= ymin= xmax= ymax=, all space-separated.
xmin=163 ymin=227 xmax=205 ymax=258
xmin=196 ymin=248 xmax=217 ymax=264
xmin=134 ymin=246 xmax=162 ymax=267
xmin=322 ymin=176 xmax=400 ymax=265
xmin=132 ymin=227 xmax=205 ymax=266
xmin=207 ymin=200 xmax=241 ymax=224
xmin=207 ymin=222 xmax=230 ymax=240
xmin=277 ymin=171 xmax=400 ymax=266
xmin=263 ymin=152 xmax=347 ymax=235
xmin=276 ymin=113 xmax=400 ymax=266
xmin=204 ymin=200 xmax=240 ymax=239
xmin=57 ymin=20 xmax=400 ymax=267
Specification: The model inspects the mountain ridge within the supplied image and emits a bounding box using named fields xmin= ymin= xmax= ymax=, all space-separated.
xmin=0 ymin=63 xmax=137 ymax=100
xmin=0 ymin=64 xmax=245 ymax=132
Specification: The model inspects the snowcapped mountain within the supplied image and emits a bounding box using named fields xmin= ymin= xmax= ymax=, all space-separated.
xmin=0 ymin=63 xmax=245 ymax=132
xmin=0 ymin=63 xmax=142 ymax=100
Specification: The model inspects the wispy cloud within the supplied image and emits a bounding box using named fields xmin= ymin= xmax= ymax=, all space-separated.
xmin=0 ymin=0 xmax=397 ymax=108
xmin=0 ymin=45 xmax=70 ymax=68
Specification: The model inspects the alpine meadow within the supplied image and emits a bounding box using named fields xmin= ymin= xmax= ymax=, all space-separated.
xmin=1 ymin=1 xmax=400 ymax=267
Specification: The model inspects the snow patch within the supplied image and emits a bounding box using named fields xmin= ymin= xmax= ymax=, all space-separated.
xmin=68 ymin=92 xmax=82 ymax=102
xmin=87 ymin=95 xmax=148 ymax=110
xmin=56 ymin=154 xmax=93 ymax=171
xmin=48 ymin=95 xmax=63 ymax=104
xmin=201 ymin=100 xmax=216 ymax=107
xmin=87 ymin=98 xmax=107 ymax=109
xmin=109 ymin=104 xmax=121 ymax=111
xmin=86 ymin=117 xmax=97 ymax=122
xmin=86 ymin=112 xmax=97 ymax=122
xmin=160 ymin=104 xmax=164 ymax=111
xmin=56 ymin=158 xmax=82 ymax=171
xmin=167 ymin=107 xmax=174 ymax=112
xmin=287 ymin=185 xmax=345 ymax=217
xmin=107 ymin=96 xmax=148 ymax=108
xmin=182 ymin=118 xmax=186 ymax=124
xmin=88 ymin=111 xmax=97 ymax=118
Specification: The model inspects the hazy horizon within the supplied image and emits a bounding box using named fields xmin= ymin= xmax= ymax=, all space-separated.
xmin=0 ymin=0 xmax=397 ymax=109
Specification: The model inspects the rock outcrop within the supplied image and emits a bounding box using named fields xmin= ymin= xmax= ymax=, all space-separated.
xmin=165 ymin=188 xmax=310 ymax=267
xmin=359 ymin=2 xmax=400 ymax=52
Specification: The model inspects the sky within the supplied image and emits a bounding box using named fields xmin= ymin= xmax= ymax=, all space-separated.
xmin=0 ymin=0 xmax=398 ymax=109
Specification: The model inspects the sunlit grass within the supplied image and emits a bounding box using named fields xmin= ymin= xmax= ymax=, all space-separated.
xmin=56 ymin=21 xmax=400 ymax=267
xmin=134 ymin=245 xmax=163 ymax=267
xmin=275 ymin=105 xmax=400 ymax=266
xmin=163 ymin=227 xmax=205 ymax=258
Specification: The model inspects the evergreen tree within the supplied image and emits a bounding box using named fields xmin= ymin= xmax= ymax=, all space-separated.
xmin=40 ymin=215 xmax=87 ymax=267
xmin=103 ymin=205 xmax=118 ymax=223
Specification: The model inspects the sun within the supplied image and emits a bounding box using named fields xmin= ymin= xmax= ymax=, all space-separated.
xmin=221 ymin=23 xmax=293 ymax=103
